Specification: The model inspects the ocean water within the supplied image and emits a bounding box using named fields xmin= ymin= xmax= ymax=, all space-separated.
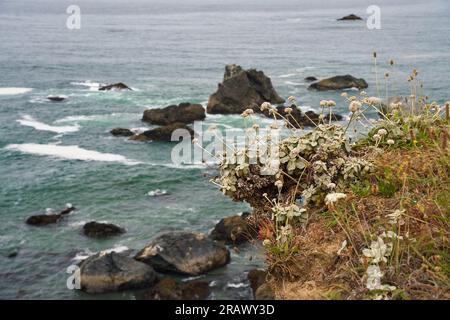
xmin=0 ymin=0 xmax=449 ymax=299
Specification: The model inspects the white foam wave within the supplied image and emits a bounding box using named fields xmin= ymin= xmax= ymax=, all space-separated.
xmin=5 ymin=143 xmax=141 ymax=165
xmin=71 ymin=80 xmax=103 ymax=91
xmin=278 ymin=73 xmax=297 ymax=78
xmin=17 ymin=115 xmax=79 ymax=133
xmin=226 ymin=282 xmax=249 ymax=289
xmin=284 ymin=81 xmax=305 ymax=86
xmin=0 ymin=87 xmax=33 ymax=95
xmin=147 ymin=189 xmax=168 ymax=197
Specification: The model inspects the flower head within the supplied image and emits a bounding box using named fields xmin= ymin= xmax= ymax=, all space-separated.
xmin=260 ymin=102 xmax=272 ymax=111
xmin=349 ymin=101 xmax=362 ymax=113
xmin=325 ymin=192 xmax=346 ymax=206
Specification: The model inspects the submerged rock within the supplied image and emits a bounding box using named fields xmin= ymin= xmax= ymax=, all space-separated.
xmin=130 ymin=122 xmax=194 ymax=142
xmin=338 ymin=14 xmax=363 ymax=21
xmin=142 ymin=277 xmax=210 ymax=300
xmin=309 ymin=75 xmax=368 ymax=91
xmin=98 ymin=82 xmax=132 ymax=91
xmin=143 ymin=103 xmax=205 ymax=125
xmin=135 ymin=231 xmax=230 ymax=275
xmin=79 ymin=251 xmax=157 ymax=293
xmin=47 ymin=95 xmax=68 ymax=102
xmin=207 ymin=64 xmax=285 ymax=114
xmin=83 ymin=221 xmax=126 ymax=238
xmin=210 ymin=212 xmax=255 ymax=245
xmin=110 ymin=128 xmax=134 ymax=137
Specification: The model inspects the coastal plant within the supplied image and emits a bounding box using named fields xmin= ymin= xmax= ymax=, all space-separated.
xmin=206 ymin=59 xmax=449 ymax=299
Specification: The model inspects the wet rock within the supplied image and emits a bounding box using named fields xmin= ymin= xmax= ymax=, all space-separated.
xmin=247 ymin=269 xmax=267 ymax=296
xmin=83 ymin=221 xmax=126 ymax=238
xmin=210 ymin=212 xmax=255 ymax=245
xmin=110 ymin=128 xmax=134 ymax=137
xmin=207 ymin=64 xmax=285 ymax=114
xmin=79 ymin=251 xmax=157 ymax=293
xmin=143 ymin=103 xmax=205 ymax=125
xmin=135 ymin=231 xmax=230 ymax=275
xmin=130 ymin=122 xmax=194 ymax=142
xmin=304 ymin=76 xmax=318 ymax=82
xmin=26 ymin=214 xmax=62 ymax=226
xmin=338 ymin=14 xmax=363 ymax=21
xmin=60 ymin=204 xmax=75 ymax=215
xmin=309 ymin=75 xmax=368 ymax=91
xmin=98 ymin=82 xmax=132 ymax=91
xmin=47 ymin=95 xmax=68 ymax=102
xmin=25 ymin=205 xmax=75 ymax=226
xmin=142 ymin=277 xmax=211 ymax=300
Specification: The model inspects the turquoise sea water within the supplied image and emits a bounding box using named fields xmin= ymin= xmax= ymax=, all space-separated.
xmin=0 ymin=0 xmax=449 ymax=299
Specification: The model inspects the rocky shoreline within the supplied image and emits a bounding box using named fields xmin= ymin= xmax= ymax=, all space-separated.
xmin=21 ymin=63 xmax=368 ymax=299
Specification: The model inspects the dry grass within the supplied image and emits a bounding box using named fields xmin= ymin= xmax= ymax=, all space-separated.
xmin=267 ymin=140 xmax=450 ymax=299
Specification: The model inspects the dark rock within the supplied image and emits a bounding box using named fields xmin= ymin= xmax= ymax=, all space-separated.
xmin=83 ymin=221 xmax=126 ymax=238
xmin=143 ymin=277 xmax=210 ymax=300
xmin=248 ymin=269 xmax=267 ymax=296
xmin=98 ymin=82 xmax=132 ymax=91
xmin=207 ymin=64 xmax=285 ymax=114
xmin=210 ymin=213 xmax=255 ymax=245
xmin=130 ymin=122 xmax=194 ymax=142
xmin=47 ymin=95 xmax=68 ymax=102
xmin=135 ymin=231 xmax=230 ymax=275
xmin=60 ymin=205 xmax=76 ymax=215
xmin=26 ymin=214 xmax=62 ymax=226
xmin=25 ymin=205 xmax=75 ymax=226
xmin=79 ymin=251 xmax=157 ymax=293
xmin=110 ymin=128 xmax=134 ymax=137
xmin=304 ymin=76 xmax=318 ymax=82
xmin=309 ymin=75 xmax=368 ymax=91
xmin=338 ymin=14 xmax=363 ymax=21
xmin=143 ymin=103 xmax=205 ymax=125
xmin=7 ymin=251 xmax=19 ymax=258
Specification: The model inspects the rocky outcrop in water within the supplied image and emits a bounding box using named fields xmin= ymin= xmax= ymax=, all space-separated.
xmin=79 ymin=251 xmax=157 ymax=293
xmin=309 ymin=75 xmax=368 ymax=91
xmin=304 ymin=76 xmax=318 ymax=82
xmin=135 ymin=231 xmax=230 ymax=275
xmin=210 ymin=212 xmax=255 ymax=245
xmin=143 ymin=103 xmax=205 ymax=125
xmin=98 ymin=83 xmax=132 ymax=91
xmin=26 ymin=214 xmax=62 ymax=226
xmin=110 ymin=128 xmax=134 ymax=137
xmin=130 ymin=123 xmax=194 ymax=142
xmin=142 ymin=277 xmax=210 ymax=300
xmin=207 ymin=64 xmax=285 ymax=114
xmin=25 ymin=205 xmax=75 ymax=226
xmin=338 ymin=14 xmax=363 ymax=21
xmin=47 ymin=95 xmax=68 ymax=102
xmin=83 ymin=221 xmax=126 ymax=238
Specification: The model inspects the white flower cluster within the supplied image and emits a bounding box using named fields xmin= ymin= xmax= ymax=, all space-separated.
xmin=362 ymin=233 xmax=398 ymax=294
